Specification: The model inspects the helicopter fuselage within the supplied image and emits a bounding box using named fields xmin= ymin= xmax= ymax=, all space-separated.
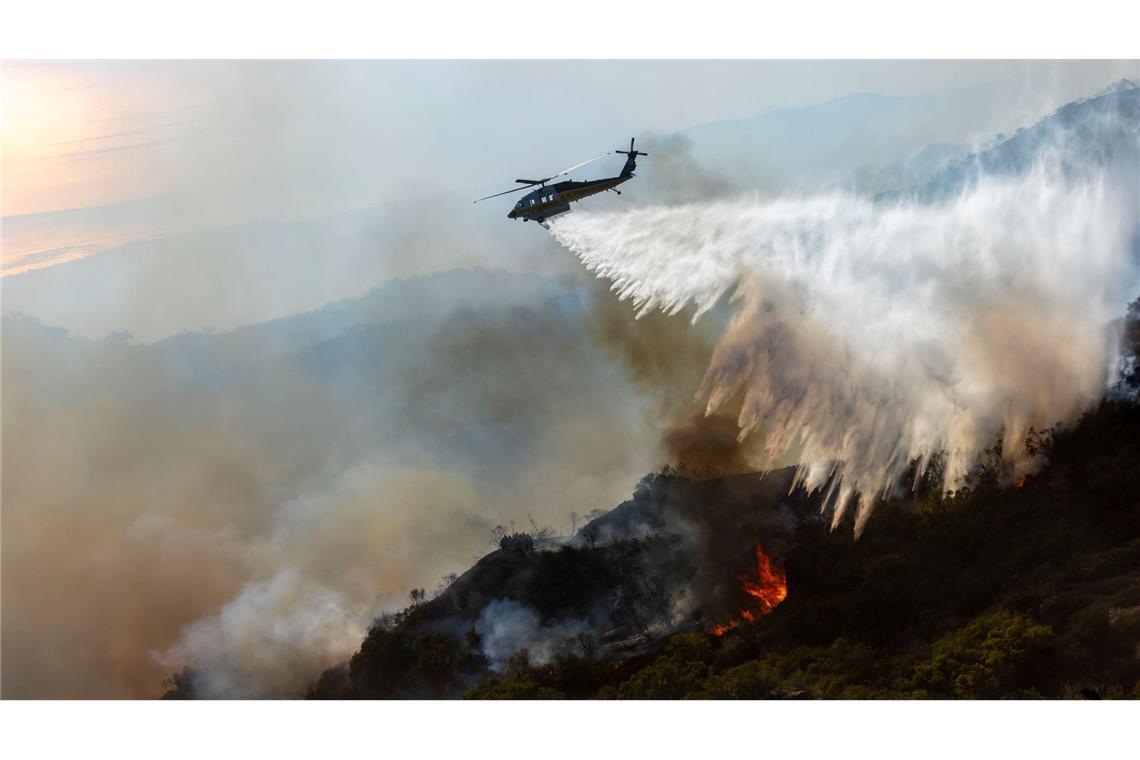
xmin=508 ymin=174 xmax=632 ymax=222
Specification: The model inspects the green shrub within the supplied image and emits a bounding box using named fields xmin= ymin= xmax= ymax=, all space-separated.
xmin=910 ymin=611 xmax=1054 ymax=698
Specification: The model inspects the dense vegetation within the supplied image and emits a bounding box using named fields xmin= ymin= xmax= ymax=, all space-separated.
xmin=463 ymin=398 xmax=1140 ymax=699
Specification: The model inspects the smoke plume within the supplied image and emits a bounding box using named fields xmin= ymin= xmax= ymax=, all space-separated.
xmin=0 ymin=282 xmax=659 ymax=698
xmin=474 ymin=600 xmax=592 ymax=672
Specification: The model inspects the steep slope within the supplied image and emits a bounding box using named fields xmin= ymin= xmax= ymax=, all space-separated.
xmin=297 ymin=468 xmax=811 ymax=699
xmin=463 ymin=399 xmax=1140 ymax=700
xmin=287 ymin=393 xmax=1140 ymax=700
xmin=894 ymin=82 xmax=1140 ymax=201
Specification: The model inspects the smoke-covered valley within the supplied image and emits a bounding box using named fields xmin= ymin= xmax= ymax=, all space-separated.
xmin=2 ymin=266 xmax=737 ymax=697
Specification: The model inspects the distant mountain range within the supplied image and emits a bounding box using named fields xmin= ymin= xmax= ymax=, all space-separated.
xmin=680 ymin=83 xmax=1031 ymax=194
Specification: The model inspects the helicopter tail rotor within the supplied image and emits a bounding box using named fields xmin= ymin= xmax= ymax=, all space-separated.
xmin=616 ymin=137 xmax=647 ymax=177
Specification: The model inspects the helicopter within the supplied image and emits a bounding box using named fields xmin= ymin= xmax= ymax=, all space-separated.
xmin=473 ymin=138 xmax=647 ymax=225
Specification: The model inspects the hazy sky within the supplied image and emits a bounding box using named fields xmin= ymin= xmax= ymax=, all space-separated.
xmin=4 ymin=60 xmax=1138 ymax=277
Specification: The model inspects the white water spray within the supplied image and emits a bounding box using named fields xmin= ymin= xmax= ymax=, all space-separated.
xmin=550 ymin=165 xmax=1139 ymax=534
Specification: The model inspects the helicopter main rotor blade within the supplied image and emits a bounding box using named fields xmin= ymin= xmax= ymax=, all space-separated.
xmin=473 ymin=151 xmax=610 ymax=204
xmin=473 ymin=184 xmax=535 ymax=203
xmin=542 ymin=152 xmax=611 ymax=183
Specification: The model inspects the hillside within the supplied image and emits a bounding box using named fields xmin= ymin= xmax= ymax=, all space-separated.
xmin=278 ymin=390 xmax=1140 ymax=700
xmin=154 ymin=298 xmax=1140 ymax=700
xmin=888 ymin=82 xmax=1140 ymax=202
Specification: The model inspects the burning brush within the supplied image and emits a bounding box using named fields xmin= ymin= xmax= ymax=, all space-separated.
xmin=712 ymin=542 xmax=788 ymax=635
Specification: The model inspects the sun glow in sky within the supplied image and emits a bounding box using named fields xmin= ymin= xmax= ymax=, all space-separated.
xmin=2 ymin=62 xmax=213 ymax=273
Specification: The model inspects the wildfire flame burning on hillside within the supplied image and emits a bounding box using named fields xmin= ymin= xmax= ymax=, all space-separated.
xmin=712 ymin=542 xmax=788 ymax=635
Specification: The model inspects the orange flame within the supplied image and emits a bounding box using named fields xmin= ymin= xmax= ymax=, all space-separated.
xmin=712 ymin=542 xmax=788 ymax=635
xmin=1015 ymin=474 xmax=1027 ymax=488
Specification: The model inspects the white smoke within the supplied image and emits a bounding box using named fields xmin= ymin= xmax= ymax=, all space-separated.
xmin=475 ymin=600 xmax=592 ymax=671
xmin=154 ymin=568 xmax=367 ymax=699
xmin=550 ymin=164 xmax=1139 ymax=534
xmin=152 ymin=461 xmax=492 ymax=698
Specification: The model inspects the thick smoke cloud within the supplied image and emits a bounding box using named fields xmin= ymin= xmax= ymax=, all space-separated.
xmin=155 ymin=569 xmax=367 ymax=698
xmin=0 ymin=280 xmax=661 ymax=698
xmin=551 ymin=159 xmax=1140 ymax=534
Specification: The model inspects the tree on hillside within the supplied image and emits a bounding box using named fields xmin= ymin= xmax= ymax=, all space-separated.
xmin=499 ymin=532 xmax=535 ymax=554
xmin=1124 ymin=295 xmax=1140 ymax=386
